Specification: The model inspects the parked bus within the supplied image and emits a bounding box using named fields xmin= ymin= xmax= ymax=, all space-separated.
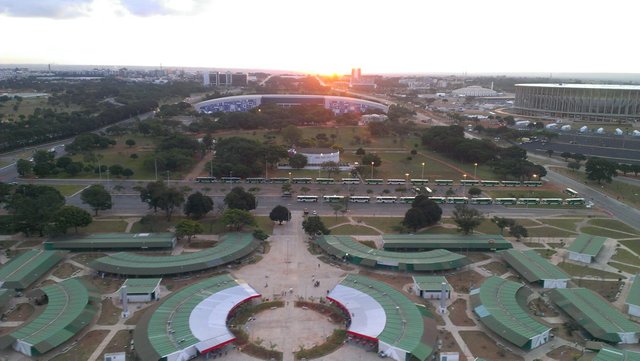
xmin=523 ymin=180 xmax=543 ymax=187
xmin=297 ymin=195 xmax=319 ymax=202
xmin=470 ymin=198 xmax=493 ymax=205
xmin=341 ymin=178 xmax=361 ymax=185
xmin=501 ymin=181 xmax=521 ymax=187
xmin=565 ymin=188 xmax=579 ymax=197
xmin=460 ymin=179 xmax=480 ymax=186
xmin=446 ymin=197 xmax=469 ymax=204
xmin=220 ymin=176 xmax=241 ymax=183
xmin=323 ymin=195 xmax=345 ymax=203
xmin=410 ymin=179 xmax=429 ymax=185
xmin=387 ymin=179 xmax=406 ymax=185
xmin=428 ymin=196 xmax=446 ymax=204
xmin=315 ymin=178 xmax=335 ymax=184
xmin=195 ymin=176 xmax=216 ymax=183
xmin=565 ymin=198 xmax=585 ymax=205
xmin=540 ymin=198 xmax=563 ymax=205
xmin=270 ymin=177 xmax=289 ymax=184
xmin=245 ymin=177 xmax=266 ymax=184
xmin=375 ymin=196 xmax=397 ymax=203
xmin=517 ymin=198 xmax=541 ymax=205
xmin=435 ymin=179 xmax=454 ymax=186
xmin=349 ymin=196 xmax=370 ymax=203
xmin=399 ymin=196 xmax=416 ymax=204
xmin=480 ymin=180 xmax=500 ymax=187
xmin=292 ymin=178 xmax=313 ymax=184
xmin=494 ymin=198 xmax=517 ymax=205
xmin=365 ymin=179 xmax=384 ymax=185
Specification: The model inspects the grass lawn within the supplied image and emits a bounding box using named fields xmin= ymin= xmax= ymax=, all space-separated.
xmin=98 ymin=330 xmax=135 ymax=361
xmin=78 ymin=220 xmax=128 ymax=233
xmin=588 ymin=219 xmax=640 ymax=235
xmin=319 ymin=216 xmax=349 ymax=229
xmin=49 ymin=184 xmax=87 ymax=197
xmin=330 ymin=225 xmax=380 ymax=235
xmin=514 ymin=219 xmax=542 ymax=227
xmin=254 ymin=216 xmax=275 ymax=234
xmin=580 ymin=226 xmax=635 ymax=239
xmin=474 ymin=219 xmax=501 ymax=234
xmin=620 ymin=239 xmax=640 ymax=255
xmin=526 ymin=226 xmax=577 ymax=238
xmin=576 ymin=279 xmax=624 ymax=302
xmin=611 ymin=248 xmax=640 ymax=264
xmin=534 ymin=249 xmax=557 ymax=259
xmin=558 ymin=262 xmax=625 ymax=279
xmin=50 ymin=330 xmax=109 ymax=361
xmin=608 ymin=261 xmax=640 ymax=274
xmin=352 ymin=217 xmax=402 ymax=233
xmin=552 ymin=166 xmax=640 ymax=208
xmin=538 ymin=218 xmax=580 ymax=231
xmin=418 ymin=226 xmax=459 ymax=234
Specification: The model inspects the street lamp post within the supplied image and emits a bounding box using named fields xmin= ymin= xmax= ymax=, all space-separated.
xmin=371 ymin=162 xmax=375 ymax=179
xmin=405 ymin=173 xmax=410 ymax=187
xmin=474 ymin=163 xmax=478 ymax=179
xmin=421 ymin=162 xmax=425 ymax=179
xmin=462 ymin=174 xmax=467 ymax=195
xmin=288 ymin=172 xmax=292 ymax=184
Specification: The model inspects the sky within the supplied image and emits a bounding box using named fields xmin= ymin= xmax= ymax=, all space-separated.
xmin=1 ymin=0 xmax=639 ymax=75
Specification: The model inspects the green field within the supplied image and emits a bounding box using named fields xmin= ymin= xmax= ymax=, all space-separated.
xmin=319 ymin=216 xmax=349 ymax=229
xmin=526 ymin=226 xmax=577 ymax=238
xmin=50 ymin=184 xmax=87 ymax=197
xmin=558 ymin=262 xmax=625 ymax=279
xmin=580 ymin=226 xmax=636 ymax=239
xmin=610 ymin=248 xmax=639 ymax=264
xmin=608 ymin=261 xmax=640 ymax=274
xmin=552 ymin=167 xmax=640 ymax=208
xmin=78 ymin=220 xmax=128 ymax=233
xmin=353 ymin=217 xmax=402 ymax=233
xmin=538 ymin=218 xmax=579 ymax=232
xmin=588 ymin=219 xmax=639 ymax=235
xmin=575 ymin=279 xmax=624 ymax=302
xmin=619 ymin=239 xmax=640 ymax=255
xmin=418 ymin=226 xmax=459 ymax=234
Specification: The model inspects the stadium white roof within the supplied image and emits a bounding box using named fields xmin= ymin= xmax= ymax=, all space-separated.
xmin=516 ymin=83 xmax=640 ymax=91
xmin=329 ymin=284 xmax=386 ymax=339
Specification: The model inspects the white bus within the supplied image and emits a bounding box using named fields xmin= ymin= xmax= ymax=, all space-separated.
xmin=494 ymin=198 xmax=517 ymax=205
xmin=428 ymin=196 xmax=446 ymax=204
xmin=540 ymin=198 xmax=563 ymax=205
xmin=470 ymin=198 xmax=493 ymax=205
xmin=387 ymin=179 xmax=406 ymax=185
xmin=446 ymin=197 xmax=469 ymax=204
xmin=565 ymin=188 xmax=579 ymax=197
xmin=341 ymin=178 xmax=361 ymax=185
xmin=399 ymin=196 xmax=416 ymax=204
xmin=375 ymin=196 xmax=397 ymax=203
xmin=297 ymin=195 xmax=319 ymax=202
xmin=323 ymin=195 xmax=345 ymax=203
xmin=349 ymin=196 xmax=370 ymax=203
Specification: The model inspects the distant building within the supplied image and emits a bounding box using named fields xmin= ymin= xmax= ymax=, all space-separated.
xmin=452 ymin=86 xmax=497 ymax=97
xmin=120 ymin=278 xmax=162 ymax=302
xmin=360 ymin=114 xmax=388 ymax=125
xmin=412 ymin=276 xmax=450 ymax=299
xmin=104 ymin=352 xmax=126 ymax=361
xmin=514 ymin=83 xmax=640 ymax=122
xmin=203 ymin=71 xmax=248 ymax=87
xmin=566 ymin=234 xmax=606 ymax=263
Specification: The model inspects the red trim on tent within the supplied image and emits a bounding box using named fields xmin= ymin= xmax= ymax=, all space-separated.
xmin=200 ymin=337 xmax=236 ymax=354
xmin=327 ymin=296 xmax=379 ymax=342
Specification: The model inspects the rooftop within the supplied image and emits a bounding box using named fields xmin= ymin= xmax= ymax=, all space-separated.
xmin=516 ymin=83 xmax=640 ymax=91
xmin=470 ymin=277 xmax=550 ymax=348
xmin=328 ymin=274 xmax=432 ymax=361
xmin=45 ymin=232 xmax=176 ymax=250
xmin=122 ymin=278 xmax=162 ymax=294
xmin=626 ymin=275 xmax=640 ymax=307
xmin=593 ymin=346 xmax=640 ymax=361
xmin=0 ymin=250 xmax=65 ymax=290
xmin=501 ymin=250 xmax=570 ymax=283
xmin=90 ymin=232 xmax=259 ymax=276
xmin=550 ymin=288 xmax=640 ymax=343
xmin=316 ymin=235 xmax=468 ymax=271
xmin=412 ymin=276 xmax=450 ymax=292
xmin=566 ymin=234 xmax=607 ymax=257
xmin=383 ymin=234 xmax=512 ymax=251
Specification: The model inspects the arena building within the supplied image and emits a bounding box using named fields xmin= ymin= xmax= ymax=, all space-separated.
xmin=451 ymin=85 xmax=497 ymax=97
xmin=194 ymin=94 xmax=388 ymax=114
xmin=514 ymin=83 xmax=640 ymax=122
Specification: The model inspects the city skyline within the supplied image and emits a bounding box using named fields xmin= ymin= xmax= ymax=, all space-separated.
xmin=1 ymin=0 xmax=640 ymax=75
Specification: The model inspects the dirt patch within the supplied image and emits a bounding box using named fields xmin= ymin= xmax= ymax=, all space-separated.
xmin=0 ymin=326 xmax=17 ymax=336
xmin=547 ymin=345 xmax=582 ymax=361
xmin=52 ymin=262 xmax=82 ymax=279
xmin=16 ymin=240 xmax=42 ymax=248
xmin=72 ymin=252 xmax=107 ymax=266
xmin=448 ymin=299 xmax=474 ymax=327
xmin=98 ymin=329 xmax=135 ymax=360
xmin=576 ymin=279 xmax=624 ymax=302
xmin=4 ymin=303 xmax=34 ymax=322
xmin=358 ymin=240 xmax=377 ymax=249
xmin=528 ymin=297 xmax=558 ymax=317
xmin=459 ymin=331 xmax=524 ymax=361
xmin=553 ymin=322 xmax=584 ymax=344
xmin=48 ymin=330 xmax=109 ymax=361
xmin=79 ymin=275 xmax=123 ymax=293
xmin=466 ymin=252 xmax=491 ymax=263
xmin=483 ymin=261 xmax=509 ymax=276
xmin=187 ymin=240 xmax=217 ymax=248
xmin=98 ymin=298 xmax=122 ymax=325
xmin=448 ymin=270 xmax=486 ymax=293
xmin=437 ymin=330 xmax=463 ymax=355
xmin=357 ymin=270 xmax=412 ymax=292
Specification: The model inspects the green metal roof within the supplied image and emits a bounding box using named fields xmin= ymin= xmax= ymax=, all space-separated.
xmin=339 ymin=275 xmax=432 ymax=360
xmin=0 ymin=250 xmax=65 ymax=290
xmin=316 ymin=235 xmax=468 ymax=271
xmin=44 ymin=233 xmax=176 ymax=250
xmin=383 ymin=234 xmax=512 ymax=251
xmin=133 ymin=275 xmax=239 ymax=361
xmin=0 ymin=289 xmax=13 ymax=311
xmin=501 ymin=249 xmax=570 ymax=283
xmin=566 ymin=234 xmax=607 ymax=257
xmin=122 ymin=278 xmax=161 ymax=294
xmin=626 ymin=275 xmax=640 ymax=307
xmin=550 ymin=288 xmax=640 ymax=343
xmin=90 ymin=233 xmax=260 ymax=276
xmin=2 ymin=278 xmax=98 ymax=356
xmin=594 ymin=346 xmax=640 ymax=361
xmin=412 ymin=276 xmax=450 ymax=292
xmin=470 ymin=276 xmax=550 ymax=348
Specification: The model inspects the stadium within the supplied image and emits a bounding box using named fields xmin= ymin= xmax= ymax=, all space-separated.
xmin=514 ymin=83 xmax=640 ymax=122
xmin=194 ymin=94 xmax=389 ymax=114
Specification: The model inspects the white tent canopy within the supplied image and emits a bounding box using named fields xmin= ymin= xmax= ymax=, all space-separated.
xmin=328 ymin=284 xmax=386 ymax=339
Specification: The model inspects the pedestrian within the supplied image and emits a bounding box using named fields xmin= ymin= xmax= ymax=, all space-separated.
xmin=318 ymin=263 xmax=320 ymax=268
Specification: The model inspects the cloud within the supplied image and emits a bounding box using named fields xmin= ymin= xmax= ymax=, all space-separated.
xmin=0 ymin=0 xmax=93 ymax=18
xmin=118 ymin=0 xmax=209 ymax=16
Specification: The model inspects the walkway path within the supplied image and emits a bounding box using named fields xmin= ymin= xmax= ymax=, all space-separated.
xmin=183 ymin=151 xmax=215 ymax=181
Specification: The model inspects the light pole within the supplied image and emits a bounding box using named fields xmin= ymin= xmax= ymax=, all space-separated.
xmin=371 ymin=162 xmax=375 ymax=179
xmin=166 ymin=171 xmax=170 ymax=186
xmin=462 ymin=174 xmax=467 ymax=195
xmin=421 ymin=162 xmax=425 ymax=179
xmin=474 ymin=163 xmax=478 ymax=179
xmin=405 ymin=173 xmax=410 ymax=186
xmin=288 ymin=171 xmax=292 ymax=184
xmin=354 ymin=162 xmax=359 ymax=178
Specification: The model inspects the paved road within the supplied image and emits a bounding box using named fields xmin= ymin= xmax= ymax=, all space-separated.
xmin=545 ymin=167 xmax=640 ymax=229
